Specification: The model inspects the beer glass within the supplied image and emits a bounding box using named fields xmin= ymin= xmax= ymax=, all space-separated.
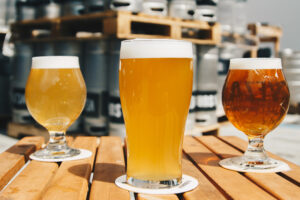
xmin=25 ymin=56 xmax=86 ymax=160
xmin=221 ymin=58 xmax=290 ymax=171
xmin=119 ymin=39 xmax=193 ymax=188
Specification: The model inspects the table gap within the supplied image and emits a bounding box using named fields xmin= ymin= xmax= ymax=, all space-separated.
xmin=215 ymin=136 xmax=300 ymax=186
xmin=182 ymin=151 xmax=233 ymax=200
xmin=277 ymin=172 xmax=300 ymax=187
xmin=194 ymin=136 xmax=282 ymax=200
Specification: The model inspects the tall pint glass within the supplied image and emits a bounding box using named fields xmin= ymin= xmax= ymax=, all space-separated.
xmin=119 ymin=39 xmax=193 ymax=188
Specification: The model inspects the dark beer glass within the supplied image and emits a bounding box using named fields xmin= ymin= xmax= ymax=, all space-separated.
xmin=220 ymin=58 xmax=290 ymax=171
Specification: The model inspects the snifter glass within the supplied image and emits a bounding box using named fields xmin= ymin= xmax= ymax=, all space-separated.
xmin=220 ymin=58 xmax=290 ymax=172
xmin=25 ymin=56 xmax=86 ymax=160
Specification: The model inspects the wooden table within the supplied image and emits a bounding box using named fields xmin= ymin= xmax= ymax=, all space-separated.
xmin=0 ymin=136 xmax=299 ymax=200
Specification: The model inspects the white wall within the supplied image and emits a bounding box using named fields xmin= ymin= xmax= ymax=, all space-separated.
xmin=246 ymin=0 xmax=300 ymax=50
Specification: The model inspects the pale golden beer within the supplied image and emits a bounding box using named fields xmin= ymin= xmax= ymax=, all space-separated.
xmin=25 ymin=56 xmax=86 ymax=160
xmin=219 ymin=58 xmax=290 ymax=171
xmin=119 ymin=39 xmax=193 ymax=187
xmin=26 ymin=68 xmax=86 ymax=132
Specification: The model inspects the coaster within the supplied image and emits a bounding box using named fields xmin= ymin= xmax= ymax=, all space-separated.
xmin=115 ymin=174 xmax=198 ymax=195
xmin=219 ymin=158 xmax=291 ymax=173
xmin=29 ymin=149 xmax=92 ymax=162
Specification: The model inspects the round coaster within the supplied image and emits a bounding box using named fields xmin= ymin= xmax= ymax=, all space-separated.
xmin=115 ymin=174 xmax=198 ymax=195
xmin=29 ymin=149 xmax=92 ymax=162
xmin=219 ymin=157 xmax=291 ymax=173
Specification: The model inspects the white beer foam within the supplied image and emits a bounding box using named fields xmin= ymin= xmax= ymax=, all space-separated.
xmin=120 ymin=39 xmax=193 ymax=59
xmin=230 ymin=58 xmax=282 ymax=70
xmin=32 ymin=56 xmax=79 ymax=69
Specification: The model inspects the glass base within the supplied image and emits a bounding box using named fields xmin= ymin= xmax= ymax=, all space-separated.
xmin=32 ymin=147 xmax=81 ymax=160
xmin=219 ymin=156 xmax=290 ymax=173
xmin=115 ymin=174 xmax=198 ymax=194
xmin=127 ymin=176 xmax=181 ymax=189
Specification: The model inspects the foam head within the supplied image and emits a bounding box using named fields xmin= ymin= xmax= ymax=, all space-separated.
xmin=32 ymin=56 xmax=80 ymax=69
xmin=230 ymin=58 xmax=282 ymax=70
xmin=120 ymin=39 xmax=193 ymax=59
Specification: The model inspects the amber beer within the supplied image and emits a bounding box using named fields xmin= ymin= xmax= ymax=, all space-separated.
xmin=26 ymin=57 xmax=86 ymax=132
xmin=119 ymin=39 xmax=193 ymax=187
xmin=222 ymin=59 xmax=290 ymax=137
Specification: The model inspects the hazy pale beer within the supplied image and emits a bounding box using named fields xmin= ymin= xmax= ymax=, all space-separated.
xmin=26 ymin=68 xmax=86 ymax=132
xmin=219 ymin=58 xmax=290 ymax=171
xmin=119 ymin=39 xmax=193 ymax=187
xmin=222 ymin=61 xmax=289 ymax=137
xmin=25 ymin=56 xmax=86 ymax=160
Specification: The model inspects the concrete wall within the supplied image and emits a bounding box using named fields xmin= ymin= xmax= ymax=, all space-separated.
xmin=246 ymin=0 xmax=300 ymax=50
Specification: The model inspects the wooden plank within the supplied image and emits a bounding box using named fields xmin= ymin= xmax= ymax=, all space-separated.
xmin=137 ymin=194 xmax=178 ymax=200
xmin=183 ymin=136 xmax=275 ymax=200
xmin=42 ymin=136 xmax=98 ymax=200
xmin=0 ymin=136 xmax=44 ymax=190
xmin=7 ymin=122 xmax=49 ymax=141
xmin=219 ymin=136 xmax=300 ymax=186
xmin=197 ymin=136 xmax=300 ymax=200
xmin=89 ymin=136 xmax=130 ymax=200
xmin=182 ymin=154 xmax=226 ymax=200
xmin=0 ymin=161 xmax=58 ymax=200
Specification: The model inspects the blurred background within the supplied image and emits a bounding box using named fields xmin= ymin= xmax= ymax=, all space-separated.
xmin=0 ymin=0 xmax=299 ymax=165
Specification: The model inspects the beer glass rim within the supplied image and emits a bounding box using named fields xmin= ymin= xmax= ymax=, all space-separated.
xmin=230 ymin=58 xmax=282 ymax=70
xmin=120 ymin=39 xmax=193 ymax=59
xmin=31 ymin=56 xmax=79 ymax=69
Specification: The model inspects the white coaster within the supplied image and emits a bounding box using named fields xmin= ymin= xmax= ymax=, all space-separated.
xmin=115 ymin=174 xmax=198 ymax=195
xmin=29 ymin=149 xmax=92 ymax=162
xmin=219 ymin=158 xmax=291 ymax=173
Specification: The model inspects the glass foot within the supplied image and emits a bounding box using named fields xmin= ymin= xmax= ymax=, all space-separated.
xmin=127 ymin=177 xmax=181 ymax=189
xmin=115 ymin=174 xmax=198 ymax=194
xmin=32 ymin=147 xmax=81 ymax=160
xmin=219 ymin=156 xmax=290 ymax=173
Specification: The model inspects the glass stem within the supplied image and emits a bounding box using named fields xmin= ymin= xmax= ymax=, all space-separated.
xmin=243 ymin=136 xmax=268 ymax=164
xmin=47 ymin=131 xmax=69 ymax=151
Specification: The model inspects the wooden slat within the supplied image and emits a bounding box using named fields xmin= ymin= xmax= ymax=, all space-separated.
xmin=89 ymin=136 xmax=130 ymax=200
xmin=183 ymin=136 xmax=275 ymax=200
xmin=0 ymin=136 xmax=44 ymax=190
xmin=197 ymin=136 xmax=300 ymax=199
xmin=219 ymin=136 xmax=300 ymax=186
xmin=137 ymin=194 xmax=178 ymax=200
xmin=0 ymin=161 xmax=58 ymax=200
xmin=42 ymin=136 xmax=98 ymax=200
xmin=182 ymin=154 xmax=226 ymax=200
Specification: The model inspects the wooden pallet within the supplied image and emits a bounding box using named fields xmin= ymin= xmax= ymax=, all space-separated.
xmin=221 ymin=32 xmax=259 ymax=57
xmin=11 ymin=10 xmax=221 ymax=45
xmin=248 ymin=23 xmax=282 ymax=56
xmin=186 ymin=123 xmax=220 ymax=136
xmin=7 ymin=121 xmax=220 ymax=140
xmin=7 ymin=122 xmax=49 ymax=141
xmin=0 ymin=136 xmax=299 ymax=199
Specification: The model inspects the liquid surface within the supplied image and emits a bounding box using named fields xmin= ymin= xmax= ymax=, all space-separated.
xmin=120 ymin=39 xmax=193 ymax=59
xmin=222 ymin=69 xmax=289 ymax=137
xmin=25 ymin=68 xmax=86 ymax=132
xmin=120 ymin=58 xmax=193 ymax=181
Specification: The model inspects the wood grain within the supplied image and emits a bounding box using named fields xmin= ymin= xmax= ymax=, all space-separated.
xmin=89 ymin=136 xmax=130 ymax=200
xmin=183 ymin=136 xmax=275 ymax=200
xmin=197 ymin=136 xmax=300 ymax=200
xmin=42 ymin=136 xmax=98 ymax=200
xmin=0 ymin=161 xmax=58 ymax=200
xmin=219 ymin=136 xmax=300 ymax=186
xmin=182 ymin=154 xmax=226 ymax=200
xmin=0 ymin=136 xmax=44 ymax=190
xmin=137 ymin=194 xmax=178 ymax=200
